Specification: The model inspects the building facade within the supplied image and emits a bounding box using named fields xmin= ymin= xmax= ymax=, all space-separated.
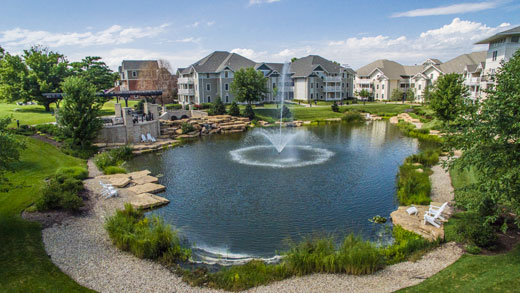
xmin=177 ymin=51 xmax=355 ymax=105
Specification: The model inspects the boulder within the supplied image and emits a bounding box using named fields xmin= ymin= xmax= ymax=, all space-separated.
xmin=130 ymin=193 xmax=169 ymax=209
xmin=127 ymin=183 xmax=166 ymax=194
xmin=132 ymin=175 xmax=159 ymax=185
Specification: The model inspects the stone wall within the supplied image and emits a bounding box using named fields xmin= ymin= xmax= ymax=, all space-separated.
xmin=96 ymin=125 xmax=128 ymax=144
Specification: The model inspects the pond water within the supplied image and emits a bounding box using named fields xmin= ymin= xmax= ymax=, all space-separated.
xmin=126 ymin=121 xmax=420 ymax=265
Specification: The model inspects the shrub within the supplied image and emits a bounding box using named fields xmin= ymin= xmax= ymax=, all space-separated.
xmin=382 ymin=225 xmax=434 ymax=264
xmin=405 ymin=149 xmax=440 ymax=167
xmin=105 ymin=204 xmax=191 ymax=260
xmin=166 ymin=104 xmax=183 ymax=110
xmin=444 ymin=212 xmax=497 ymax=249
xmin=229 ymin=102 xmax=240 ymax=116
xmin=210 ymin=98 xmax=227 ymax=115
xmin=94 ymin=146 xmax=133 ymax=173
xmin=397 ymin=121 xmax=443 ymax=144
xmin=134 ymin=99 xmax=145 ymax=113
xmin=342 ymin=111 xmax=364 ymax=123
xmin=281 ymin=105 xmax=292 ymax=118
xmin=104 ymin=166 xmax=127 ymax=174
xmin=331 ymin=102 xmax=339 ymax=112
xmin=396 ymin=164 xmax=431 ymax=205
xmin=36 ymin=174 xmax=84 ymax=211
xmin=243 ymin=104 xmax=255 ymax=120
xmin=34 ymin=124 xmax=62 ymax=137
xmin=109 ymin=145 xmax=133 ymax=162
xmin=181 ymin=122 xmax=195 ymax=134
xmin=55 ymin=166 xmax=88 ymax=180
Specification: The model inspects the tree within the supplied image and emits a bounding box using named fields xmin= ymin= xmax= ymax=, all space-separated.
xmin=58 ymin=76 xmax=103 ymax=150
xmin=331 ymin=101 xmax=339 ymax=112
xmin=0 ymin=116 xmax=26 ymax=186
xmin=0 ymin=46 xmax=4 ymax=59
xmin=70 ymin=56 xmax=118 ymax=91
xmin=24 ymin=46 xmax=70 ymax=111
xmin=230 ymin=67 xmax=268 ymax=104
xmin=445 ymin=51 xmax=520 ymax=226
xmin=243 ymin=104 xmax=255 ymax=120
xmin=281 ymin=105 xmax=292 ymax=118
xmin=405 ymin=88 xmax=415 ymax=102
xmin=390 ymin=88 xmax=402 ymax=101
xmin=228 ymin=101 xmax=240 ymax=116
xmin=429 ymin=73 xmax=468 ymax=123
xmin=359 ymin=89 xmax=370 ymax=99
xmin=210 ymin=97 xmax=226 ymax=115
xmin=137 ymin=59 xmax=176 ymax=106
xmin=0 ymin=52 xmax=33 ymax=103
xmin=422 ymin=84 xmax=433 ymax=104
xmin=291 ymin=57 xmax=298 ymax=63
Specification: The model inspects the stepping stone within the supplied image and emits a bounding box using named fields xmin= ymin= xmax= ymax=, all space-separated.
xmin=105 ymin=177 xmax=131 ymax=188
xmin=127 ymin=183 xmax=166 ymax=194
xmin=127 ymin=170 xmax=151 ymax=179
xmin=132 ymin=175 xmax=159 ymax=185
xmin=130 ymin=193 xmax=169 ymax=209
xmin=97 ymin=173 xmax=130 ymax=180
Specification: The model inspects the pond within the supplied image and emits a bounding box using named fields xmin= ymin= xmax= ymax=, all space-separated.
xmin=126 ymin=121 xmax=420 ymax=265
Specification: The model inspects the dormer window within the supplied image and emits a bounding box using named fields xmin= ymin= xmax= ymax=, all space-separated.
xmin=132 ymin=71 xmax=137 ymax=77
xmin=225 ymin=71 xmax=229 ymax=78
xmin=206 ymin=73 xmax=210 ymax=78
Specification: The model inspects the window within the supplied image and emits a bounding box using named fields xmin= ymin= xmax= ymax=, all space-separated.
xmin=132 ymin=71 xmax=137 ymax=77
xmin=206 ymin=73 xmax=210 ymax=78
xmin=492 ymin=50 xmax=498 ymax=61
xmin=225 ymin=95 xmax=229 ymax=103
xmin=316 ymin=83 xmax=319 ymax=89
xmin=225 ymin=83 xmax=229 ymax=91
xmin=382 ymin=94 xmax=384 ymax=99
xmin=419 ymin=85 xmax=422 ymax=90
xmin=430 ymin=74 xmax=434 ymax=79
xmin=512 ymin=36 xmax=519 ymax=43
xmin=311 ymin=83 xmax=313 ymax=89
xmin=382 ymin=84 xmax=384 ymax=89
xmin=207 ymin=96 xmax=211 ymax=103
xmin=376 ymin=93 xmax=379 ymax=98
xmin=206 ymin=83 xmax=211 ymax=91
xmin=225 ymin=71 xmax=229 ymax=78
xmin=273 ymin=82 xmax=276 ymax=89
xmin=376 ymin=85 xmax=379 ymax=90
xmin=311 ymin=93 xmax=313 ymax=99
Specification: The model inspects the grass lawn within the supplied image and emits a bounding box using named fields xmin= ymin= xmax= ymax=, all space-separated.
xmin=399 ymin=245 xmax=520 ymax=292
xmin=1 ymin=99 xmax=139 ymax=127
xmin=0 ymin=136 xmax=91 ymax=291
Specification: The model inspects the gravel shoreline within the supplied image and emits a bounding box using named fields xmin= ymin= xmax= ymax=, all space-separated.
xmin=42 ymin=160 xmax=463 ymax=292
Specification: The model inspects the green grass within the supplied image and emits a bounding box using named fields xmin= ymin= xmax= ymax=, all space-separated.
xmin=400 ymin=245 xmax=520 ymax=292
xmin=0 ymin=136 xmax=91 ymax=291
xmin=1 ymin=99 xmax=139 ymax=127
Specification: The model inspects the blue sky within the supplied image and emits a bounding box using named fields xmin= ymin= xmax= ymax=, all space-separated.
xmin=0 ymin=0 xmax=518 ymax=70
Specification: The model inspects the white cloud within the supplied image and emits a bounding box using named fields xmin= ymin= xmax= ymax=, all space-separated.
xmin=175 ymin=37 xmax=201 ymax=44
xmin=189 ymin=21 xmax=200 ymax=28
xmin=249 ymin=0 xmax=280 ymax=5
xmin=231 ymin=48 xmax=268 ymax=60
xmin=0 ymin=23 xmax=170 ymax=48
xmin=392 ymin=1 xmax=503 ymax=17
xmin=207 ymin=21 xmax=215 ymax=27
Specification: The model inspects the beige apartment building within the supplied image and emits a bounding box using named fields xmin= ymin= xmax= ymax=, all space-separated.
xmin=177 ymin=51 xmax=355 ymax=104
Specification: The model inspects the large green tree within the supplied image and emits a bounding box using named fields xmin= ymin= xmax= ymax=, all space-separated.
xmin=58 ymin=76 xmax=103 ymax=150
xmin=445 ymin=51 xmax=520 ymax=226
xmin=429 ymin=73 xmax=469 ymax=123
xmin=230 ymin=67 xmax=268 ymax=104
xmin=390 ymin=88 xmax=402 ymax=101
xmin=405 ymin=88 xmax=415 ymax=102
xmin=0 ymin=53 xmax=34 ymax=103
xmin=24 ymin=46 xmax=70 ymax=111
xmin=70 ymin=56 xmax=118 ymax=91
xmin=0 ymin=116 xmax=26 ymax=186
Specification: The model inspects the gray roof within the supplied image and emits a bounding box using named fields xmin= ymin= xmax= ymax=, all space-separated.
xmin=290 ymin=55 xmax=344 ymax=77
xmin=183 ymin=51 xmax=256 ymax=74
xmin=357 ymin=51 xmax=486 ymax=79
xmin=476 ymin=25 xmax=520 ymax=44
xmin=120 ymin=60 xmax=158 ymax=71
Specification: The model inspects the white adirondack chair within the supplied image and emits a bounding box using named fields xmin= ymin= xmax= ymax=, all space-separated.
xmin=428 ymin=202 xmax=448 ymax=221
xmin=147 ymin=133 xmax=156 ymax=142
xmin=99 ymin=182 xmax=118 ymax=198
xmin=141 ymin=134 xmax=148 ymax=143
xmin=424 ymin=206 xmax=446 ymax=228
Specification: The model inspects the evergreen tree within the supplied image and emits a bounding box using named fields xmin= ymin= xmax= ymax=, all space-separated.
xmin=211 ymin=97 xmax=227 ymax=115
xmin=243 ymin=104 xmax=255 ymax=120
xmin=228 ymin=101 xmax=240 ymax=116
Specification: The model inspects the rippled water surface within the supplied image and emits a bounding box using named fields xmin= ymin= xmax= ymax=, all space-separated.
xmin=126 ymin=121 xmax=419 ymax=264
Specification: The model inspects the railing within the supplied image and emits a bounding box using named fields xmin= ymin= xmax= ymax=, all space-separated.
xmin=465 ymin=77 xmax=481 ymax=85
xmin=324 ymin=76 xmax=342 ymax=82
xmin=178 ymin=88 xmax=195 ymax=95
xmin=356 ymin=79 xmax=373 ymax=84
xmin=178 ymin=77 xmax=194 ymax=84
xmin=324 ymin=86 xmax=342 ymax=92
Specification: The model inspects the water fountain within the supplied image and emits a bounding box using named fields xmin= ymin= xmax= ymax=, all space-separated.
xmin=229 ymin=62 xmax=334 ymax=168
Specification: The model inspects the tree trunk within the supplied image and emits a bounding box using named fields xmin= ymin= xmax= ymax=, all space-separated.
xmin=44 ymin=102 xmax=51 ymax=112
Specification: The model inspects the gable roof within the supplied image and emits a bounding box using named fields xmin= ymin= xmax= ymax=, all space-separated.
xmin=290 ymin=55 xmax=344 ymax=77
xmin=120 ymin=60 xmax=158 ymax=71
xmin=476 ymin=25 xmax=520 ymax=44
xmin=183 ymin=51 xmax=256 ymax=74
xmin=437 ymin=51 xmax=487 ymax=74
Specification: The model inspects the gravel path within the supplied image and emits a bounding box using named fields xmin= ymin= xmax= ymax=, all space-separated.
xmin=42 ymin=160 xmax=463 ymax=292
xmin=430 ymin=157 xmax=455 ymax=203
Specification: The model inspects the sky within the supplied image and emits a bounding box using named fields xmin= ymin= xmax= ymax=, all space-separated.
xmin=0 ymin=0 xmax=519 ymax=71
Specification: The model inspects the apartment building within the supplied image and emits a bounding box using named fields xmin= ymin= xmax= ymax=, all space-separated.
xmin=177 ymin=51 xmax=354 ymax=104
xmin=466 ymin=26 xmax=520 ymax=99
xmin=118 ymin=60 xmax=159 ymax=91
xmin=355 ymin=52 xmax=486 ymax=102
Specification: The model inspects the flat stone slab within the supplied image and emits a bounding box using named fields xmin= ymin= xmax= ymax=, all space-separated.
xmin=130 ymin=193 xmax=169 ymax=209
xmin=104 ymin=177 xmax=131 ymax=188
xmin=390 ymin=202 xmax=451 ymax=241
xmin=132 ymin=175 xmax=159 ymax=185
xmin=127 ymin=183 xmax=166 ymax=194
xmin=127 ymin=170 xmax=151 ymax=179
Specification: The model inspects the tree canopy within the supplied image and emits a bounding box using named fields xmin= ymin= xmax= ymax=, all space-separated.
xmin=390 ymin=88 xmax=402 ymax=101
xmin=445 ymin=51 xmax=520 ymax=226
xmin=429 ymin=73 xmax=468 ymax=122
xmin=230 ymin=67 xmax=268 ymax=104
xmin=70 ymin=56 xmax=118 ymax=91
xmin=0 ymin=116 xmax=25 ymax=186
xmin=0 ymin=53 xmax=33 ymax=103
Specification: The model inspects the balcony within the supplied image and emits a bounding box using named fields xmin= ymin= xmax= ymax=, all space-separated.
xmin=356 ymin=79 xmax=373 ymax=85
xmin=178 ymin=88 xmax=195 ymax=95
xmin=465 ymin=77 xmax=481 ymax=86
xmin=324 ymin=76 xmax=342 ymax=82
xmin=324 ymin=86 xmax=342 ymax=92
xmin=178 ymin=77 xmax=194 ymax=84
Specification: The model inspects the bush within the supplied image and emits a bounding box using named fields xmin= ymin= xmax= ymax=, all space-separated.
xmin=243 ymin=104 xmax=255 ymax=120
xmin=210 ymin=98 xmax=227 ymax=115
xmin=166 ymin=104 xmax=183 ymax=110
xmin=181 ymin=122 xmax=195 ymax=134
xmin=105 ymin=204 xmax=191 ymax=260
xmin=55 ymin=166 xmax=88 ymax=180
xmin=94 ymin=146 xmax=133 ymax=173
xmin=34 ymin=124 xmax=62 ymax=137
xmin=444 ymin=212 xmax=497 ymax=249
xmin=331 ymin=102 xmax=339 ymax=112
xmin=405 ymin=149 xmax=440 ymax=167
xmin=397 ymin=164 xmax=431 ymax=205
xmin=342 ymin=111 xmax=364 ymax=123
xmin=229 ymin=102 xmax=240 ymax=116
xmin=281 ymin=105 xmax=292 ymax=118
xmin=36 ymin=174 xmax=84 ymax=211
xmin=104 ymin=166 xmax=127 ymax=174
xmin=397 ymin=121 xmax=443 ymax=144
xmin=383 ymin=225 xmax=435 ymax=264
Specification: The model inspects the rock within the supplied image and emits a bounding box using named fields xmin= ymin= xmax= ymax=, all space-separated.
xmin=130 ymin=193 xmax=169 ymax=209
xmin=105 ymin=177 xmax=131 ymax=188
xmin=390 ymin=204 xmax=447 ymax=241
xmin=127 ymin=183 xmax=166 ymax=194
xmin=132 ymin=175 xmax=159 ymax=185
xmin=127 ymin=170 xmax=151 ymax=179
